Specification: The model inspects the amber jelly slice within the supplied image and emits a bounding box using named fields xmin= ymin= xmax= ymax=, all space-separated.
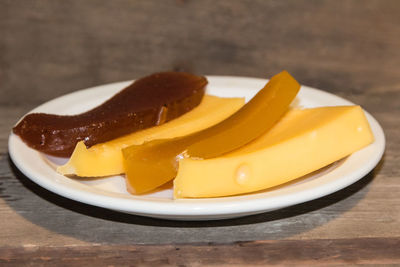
xmin=122 ymin=71 xmax=301 ymax=194
xmin=57 ymin=95 xmax=245 ymax=177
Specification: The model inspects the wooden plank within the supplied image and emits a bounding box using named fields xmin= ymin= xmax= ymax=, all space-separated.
xmin=1 ymin=0 xmax=400 ymax=105
xmin=1 ymin=55 xmax=399 ymax=247
xmin=1 ymin=148 xmax=399 ymax=246
xmin=1 ymin=238 xmax=399 ymax=266
xmin=0 ymin=0 xmax=399 ymax=262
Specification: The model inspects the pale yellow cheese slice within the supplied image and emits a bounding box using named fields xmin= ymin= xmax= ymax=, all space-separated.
xmin=57 ymin=95 xmax=245 ymax=177
xmin=173 ymin=105 xmax=374 ymax=198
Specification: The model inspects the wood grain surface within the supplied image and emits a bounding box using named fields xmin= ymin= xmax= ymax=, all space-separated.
xmin=1 ymin=0 xmax=399 ymax=265
xmin=1 ymin=238 xmax=400 ymax=266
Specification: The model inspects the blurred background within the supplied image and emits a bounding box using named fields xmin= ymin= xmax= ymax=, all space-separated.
xmin=1 ymin=0 xmax=399 ymax=108
xmin=1 ymin=0 xmax=400 ymax=250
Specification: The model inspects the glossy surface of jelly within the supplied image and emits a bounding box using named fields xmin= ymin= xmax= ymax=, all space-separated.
xmin=174 ymin=106 xmax=374 ymax=198
xmin=13 ymin=72 xmax=207 ymax=157
xmin=122 ymin=71 xmax=300 ymax=194
xmin=57 ymin=95 xmax=245 ymax=177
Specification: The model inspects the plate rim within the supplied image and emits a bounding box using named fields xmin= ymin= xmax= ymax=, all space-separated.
xmin=8 ymin=75 xmax=386 ymax=220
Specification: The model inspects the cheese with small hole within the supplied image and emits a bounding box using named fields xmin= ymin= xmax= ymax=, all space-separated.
xmin=57 ymin=95 xmax=245 ymax=177
xmin=173 ymin=105 xmax=374 ymax=198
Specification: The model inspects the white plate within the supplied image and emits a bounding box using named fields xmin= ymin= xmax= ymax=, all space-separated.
xmin=8 ymin=76 xmax=385 ymax=220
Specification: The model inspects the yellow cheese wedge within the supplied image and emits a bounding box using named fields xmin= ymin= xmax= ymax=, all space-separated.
xmin=57 ymin=95 xmax=245 ymax=177
xmin=173 ymin=105 xmax=374 ymax=198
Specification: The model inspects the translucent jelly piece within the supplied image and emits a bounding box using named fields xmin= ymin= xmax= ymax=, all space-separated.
xmin=13 ymin=72 xmax=207 ymax=157
xmin=122 ymin=71 xmax=300 ymax=194
xmin=57 ymin=95 xmax=245 ymax=177
xmin=174 ymin=106 xmax=374 ymax=198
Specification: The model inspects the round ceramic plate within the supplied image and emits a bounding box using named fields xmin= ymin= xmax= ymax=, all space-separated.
xmin=8 ymin=76 xmax=385 ymax=220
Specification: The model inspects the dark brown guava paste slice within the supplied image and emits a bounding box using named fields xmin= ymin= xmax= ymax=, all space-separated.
xmin=13 ymin=72 xmax=207 ymax=157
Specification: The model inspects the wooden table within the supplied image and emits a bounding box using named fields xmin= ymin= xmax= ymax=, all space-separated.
xmin=1 ymin=1 xmax=399 ymax=265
